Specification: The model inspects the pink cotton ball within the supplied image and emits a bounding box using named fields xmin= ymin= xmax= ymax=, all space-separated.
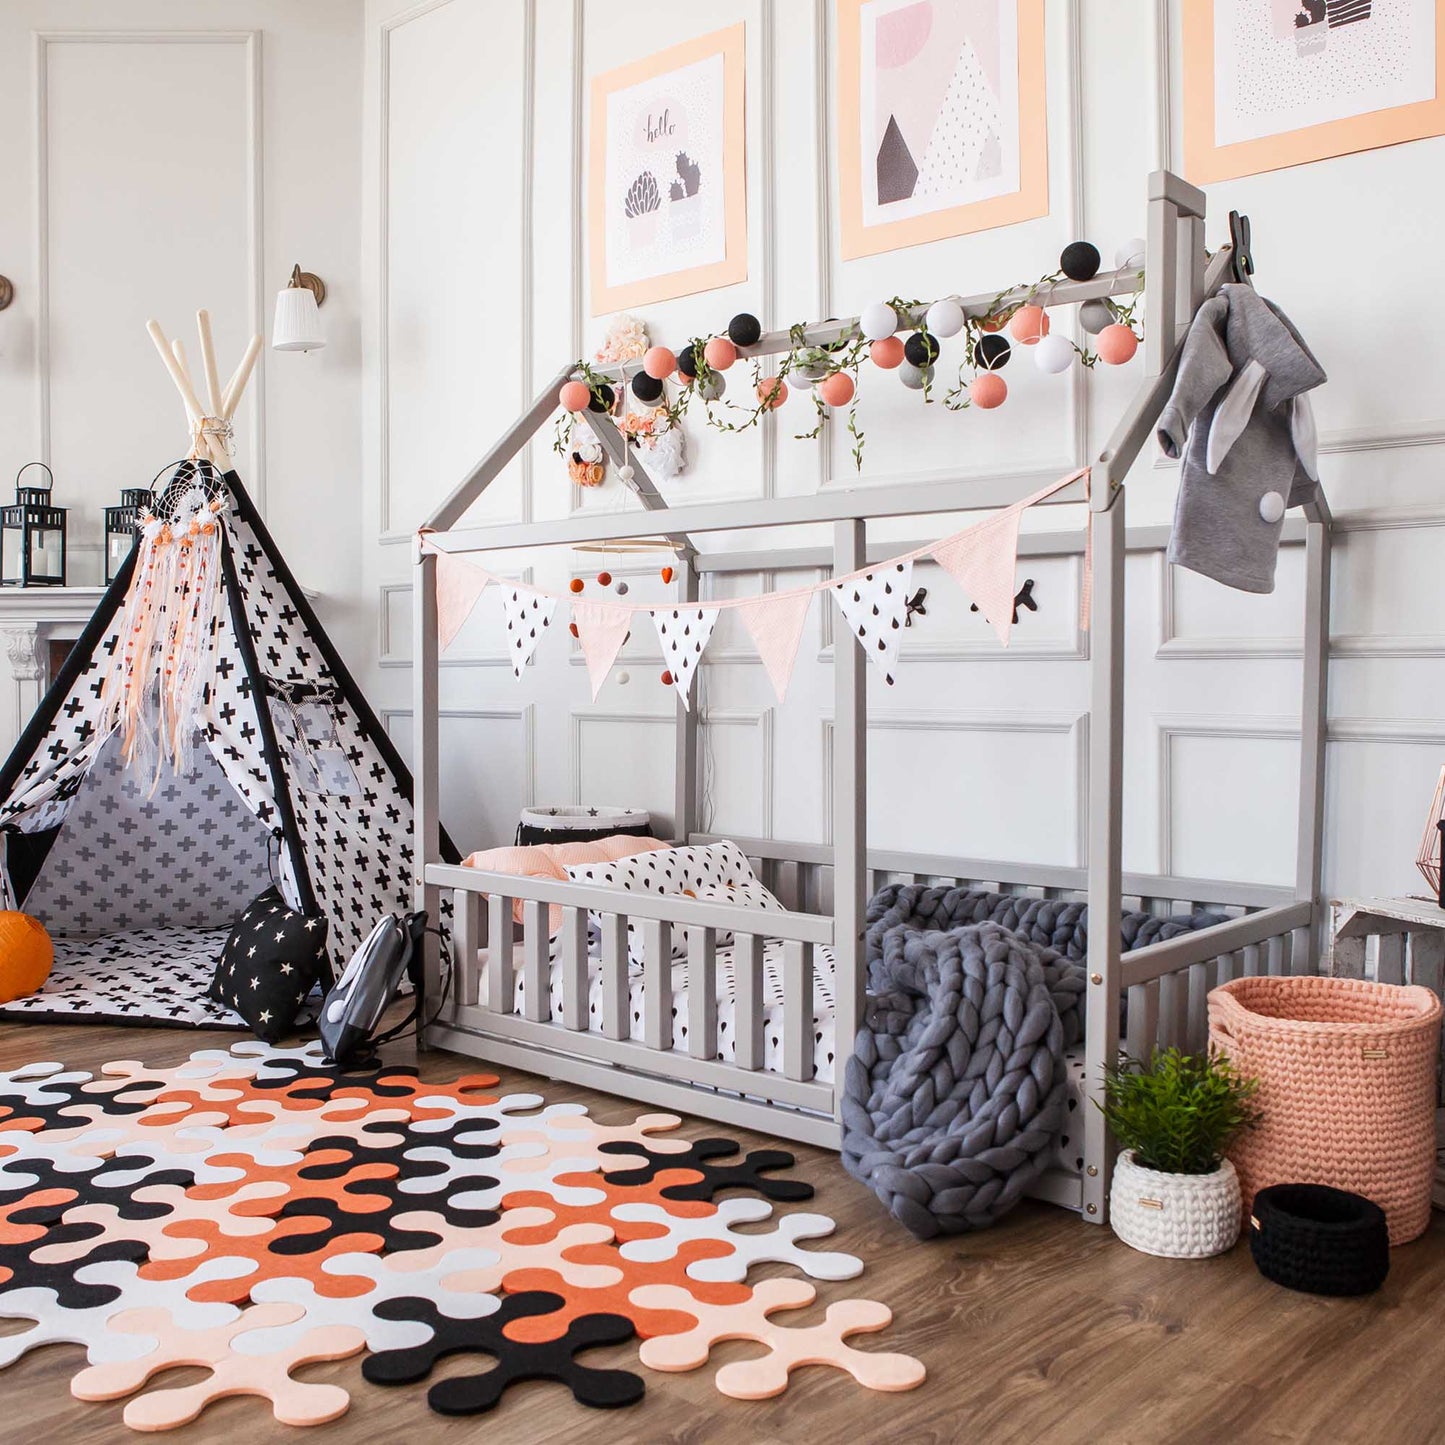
xmin=818 ymin=371 xmax=856 ymax=407
xmin=558 ymin=380 xmax=591 ymax=412
xmin=870 ymin=336 xmax=905 ymax=370
xmin=1008 ymin=304 xmax=1049 ymax=345
xmin=703 ymin=336 xmax=737 ymax=371
xmin=643 ymin=346 xmax=676 ymax=379
xmin=1097 ymin=323 xmax=1139 ymax=365
xmin=970 ymin=372 xmax=1008 ymax=409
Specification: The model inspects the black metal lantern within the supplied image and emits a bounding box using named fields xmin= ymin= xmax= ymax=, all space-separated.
xmin=104 ymin=487 xmax=152 ymax=584
xmin=1 ymin=463 xmax=67 ymax=588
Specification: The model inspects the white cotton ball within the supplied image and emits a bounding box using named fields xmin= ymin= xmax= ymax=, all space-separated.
xmin=1033 ymin=332 xmax=1075 ymax=375
xmin=1259 ymin=490 xmax=1286 ymax=524
xmin=898 ymin=361 xmax=933 ymax=391
xmin=618 ymin=463 xmax=635 ymax=482
xmin=859 ymin=301 xmax=899 ymax=342
xmin=697 ymin=373 xmax=726 ymax=402
xmin=1079 ymin=298 xmax=1115 ymax=336
xmin=926 ymin=298 xmax=965 ymax=339
xmin=617 ymin=670 xmax=630 ymax=685
xmin=1115 ymin=237 xmax=1146 ymax=271
xmin=789 ymin=367 xmax=813 ymax=390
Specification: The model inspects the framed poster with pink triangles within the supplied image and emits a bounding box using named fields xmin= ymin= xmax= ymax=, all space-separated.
xmin=835 ymin=0 xmax=1049 ymax=259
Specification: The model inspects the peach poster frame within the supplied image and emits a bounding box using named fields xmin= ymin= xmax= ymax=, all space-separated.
xmin=835 ymin=0 xmax=1049 ymax=261
xmin=1183 ymin=0 xmax=1445 ymax=185
xmin=588 ymin=25 xmax=748 ymax=315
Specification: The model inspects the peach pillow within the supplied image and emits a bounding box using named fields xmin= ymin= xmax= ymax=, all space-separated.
xmin=462 ymin=835 xmax=667 ymax=930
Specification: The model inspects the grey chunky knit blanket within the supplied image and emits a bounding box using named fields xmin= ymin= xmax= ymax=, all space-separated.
xmin=841 ymin=886 xmax=1224 ymax=1237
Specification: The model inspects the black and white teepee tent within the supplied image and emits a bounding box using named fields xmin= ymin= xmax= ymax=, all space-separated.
xmin=0 ymin=311 xmax=447 ymax=1028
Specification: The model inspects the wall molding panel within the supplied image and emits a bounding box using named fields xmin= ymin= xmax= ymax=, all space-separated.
xmin=383 ymin=703 xmax=538 ymax=809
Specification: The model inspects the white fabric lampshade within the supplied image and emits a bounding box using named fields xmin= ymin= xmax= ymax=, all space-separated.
xmin=272 ymin=285 xmax=325 ymax=352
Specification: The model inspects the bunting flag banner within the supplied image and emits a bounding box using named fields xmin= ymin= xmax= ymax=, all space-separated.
xmin=572 ymin=599 xmax=634 ymax=700
xmin=433 ymin=549 xmax=492 ymax=651
xmin=930 ymin=502 xmax=1023 ymax=647
xmin=500 ymin=586 xmax=556 ymax=678
xmin=736 ymin=590 xmax=813 ymax=703
xmin=832 ymin=559 xmax=913 ymax=686
xmin=650 ymin=606 xmax=721 ymax=710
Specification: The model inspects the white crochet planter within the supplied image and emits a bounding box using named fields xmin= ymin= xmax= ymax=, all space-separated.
xmin=1109 ymin=1150 xmax=1241 ymax=1258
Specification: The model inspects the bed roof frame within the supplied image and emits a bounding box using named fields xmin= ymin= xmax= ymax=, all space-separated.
xmin=412 ymin=170 xmax=1332 ymax=1221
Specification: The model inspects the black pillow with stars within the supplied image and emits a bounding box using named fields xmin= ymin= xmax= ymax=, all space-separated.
xmin=209 ymin=887 xmax=328 ymax=1043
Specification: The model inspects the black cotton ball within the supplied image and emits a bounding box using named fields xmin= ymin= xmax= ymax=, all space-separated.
xmin=587 ymin=382 xmax=615 ymax=414
xmin=976 ymin=333 xmax=1012 ymax=371
xmin=904 ymin=331 xmax=939 ymax=368
xmin=727 ymin=312 xmax=762 ymax=348
xmin=631 ymin=370 xmax=664 ymax=403
xmin=676 ymin=344 xmax=698 ymax=379
xmin=1060 ymin=240 xmax=1101 ymax=282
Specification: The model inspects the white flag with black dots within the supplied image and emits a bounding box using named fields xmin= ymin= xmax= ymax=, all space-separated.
xmin=649 ymin=606 xmax=720 ymax=710
xmin=832 ymin=558 xmax=913 ymax=686
xmin=501 ymin=587 xmax=556 ymax=678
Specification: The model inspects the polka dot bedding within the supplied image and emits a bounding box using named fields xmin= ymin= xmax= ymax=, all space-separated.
xmin=491 ymin=938 xmax=839 ymax=1081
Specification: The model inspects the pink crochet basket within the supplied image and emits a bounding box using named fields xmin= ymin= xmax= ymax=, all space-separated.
xmin=1208 ymin=975 xmax=1441 ymax=1245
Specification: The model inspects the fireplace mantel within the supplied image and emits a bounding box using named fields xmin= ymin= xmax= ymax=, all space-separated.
xmin=0 ymin=586 xmax=106 ymax=750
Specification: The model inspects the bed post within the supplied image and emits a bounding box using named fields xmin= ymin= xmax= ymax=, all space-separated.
xmin=833 ymin=518 xmax=868 ymax=1122
xmin=413 ymin=542 xmax=443 ymax=1045
xmin=1295 ymin=492 xmax=1332 ymax=961
xmin=675 ymin=559 xmax=700 ymax=840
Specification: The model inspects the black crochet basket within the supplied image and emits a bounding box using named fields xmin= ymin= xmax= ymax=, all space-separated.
xmin=1249 ymin=1183 xmax=1390 ymax=1297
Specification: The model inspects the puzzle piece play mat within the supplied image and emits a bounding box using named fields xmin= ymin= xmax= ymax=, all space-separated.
xmin=0 ymin=1040 xmax=924 ymax=1430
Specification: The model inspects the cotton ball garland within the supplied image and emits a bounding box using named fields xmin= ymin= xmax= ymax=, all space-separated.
xmin=898 ymin=361 xmax=933 ymax=390
xmin=631 ymin=370 xmax=665 ymax=403
xmin=756 ymin=376 xmax=788 ymax=410
xmin=1060 ymin=241 xmax=1101 ymax=282
xmin=976 ymin=333 xmax=1011 ymax=371
xmin=1079 ymin=298 xmax=1115 ymax=336
xmin=1115 ymin=237 xmax=1147 ymax=271
xmin=870 ymin=336 xmax=905 ymax=369
xmin=970 ymin=372 xmax=1007 ymax=409
xmin=818 ymin=371 xmax=855 ymax=407
xmin=926 ymin=298 xmax=965 ymax=338
xmin=1033 ymin=332 xmax=1075 ymax=374
xmin=727 ymin=312 xmax=762 ymax=347
xmin=588 ymin=383 xmax=615 ymax=413
xmin=1008 ymin=305 xmax=1049 ymax=345
xmin=559 ymin=380 xmax=591 ymax=412
xmin=1259 ymin=491 xmax=1286 ymax=524
xmin=859 ymin=301 xmax=899 ymax=342
xmin=643 ymin=346 xmax=676 ymax=379
xmin=1097 ymin=323 xmax=1139 ymax=365
xmin=703 ymin=336 xmax=737 ymax=371
xmin=697 ymin=371 xmax=727 ymax=401
xmin=904 ymin=331 xmax=939 ymax=368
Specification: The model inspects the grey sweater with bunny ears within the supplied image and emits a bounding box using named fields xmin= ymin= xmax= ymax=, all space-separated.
xmin=1159 ymin=283 xmax=1326 ymax=594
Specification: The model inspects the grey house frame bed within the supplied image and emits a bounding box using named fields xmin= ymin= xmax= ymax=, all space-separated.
xmin=411 ymin=171 xmax=1331 ymax=1225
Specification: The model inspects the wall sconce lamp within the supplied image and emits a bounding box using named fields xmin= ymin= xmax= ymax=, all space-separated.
xmin=271 ymin=264 xmax=326 ymax=352
xmin=0 ymin=277 xmax=13 ymax=311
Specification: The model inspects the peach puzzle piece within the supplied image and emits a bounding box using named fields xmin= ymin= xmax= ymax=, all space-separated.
xmin=633 ymin=1278 xmax=926 ymax=1400
xmin=69 ymin=1302 xmax=366 ymax=1430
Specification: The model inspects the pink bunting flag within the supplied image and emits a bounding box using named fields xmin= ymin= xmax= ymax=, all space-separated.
xmin=650 ymin=606 xmax=720 ymax=711
xmin=931 ymin=503 xmax=1023 ymax=646
xmin=736 ymin=591 xmax=812 ymax=703
xmin=832 ymin=559 xmax=913 ymax=686
xmin=433 ymin=550 xmax=492 ymax=651
xmin=571 ymin=599 xmax=633 ymax=700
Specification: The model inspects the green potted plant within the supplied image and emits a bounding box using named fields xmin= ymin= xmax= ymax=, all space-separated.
xmin=1099 ymin=1047 xmax=1261 ymax=1258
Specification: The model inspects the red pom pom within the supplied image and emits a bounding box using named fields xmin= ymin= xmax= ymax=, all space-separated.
xmin=1097 ymin=323 xmax=1139 ymax=365
xmin=970 ymin=372 xmax=1008 ymax=409
xmin=558 ymin=380 xmax=591 ymax=412
xmin=869 ymin=336 xmax=905 ymax=370
xmin=660 ymin=565 xmax=674 ymax=584
xmin=703 ymin=336 xmax=737 ymax=371
xmin=643 ymin=346 xmax=676 ymax=380
xmin=568 ymin=577 xmax=584 ymax=594
xmin=660 ymin=670 xmax=674 ymax=687
xmin=568 ymin=622 xmax=579 ymax=637
xmin=597 ymin=570 xmax=612 ymax=586
xmin=1008 ymin=305 xmax=1049 ymax=345
xmin=818 ymin=371 xmax=856 ymax=407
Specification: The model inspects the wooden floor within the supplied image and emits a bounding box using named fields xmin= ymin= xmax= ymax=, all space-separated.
xmin=3 ymin=1020 xmax=1443 ymax=1445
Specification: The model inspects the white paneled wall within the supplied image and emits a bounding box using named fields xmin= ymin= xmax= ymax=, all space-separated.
xmin=0 ymin=0 xmax=364 ymax=657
